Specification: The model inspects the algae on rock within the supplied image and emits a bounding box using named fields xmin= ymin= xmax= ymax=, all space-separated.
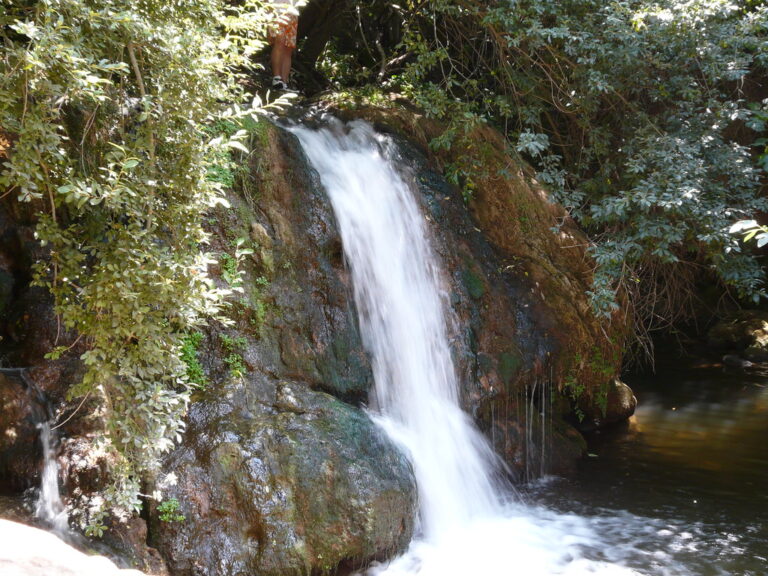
xmin=151 ymin=122 xmax=416 ymax=576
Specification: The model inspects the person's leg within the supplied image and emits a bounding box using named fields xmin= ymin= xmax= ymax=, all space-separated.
xmin=277 ymin=15 xmax=297 ymax=84
xmin=280 ymin=48 xmax=292 ymax=83
xmin=271 ymin=40 xmax=290 ymax=82
xmin=269 ymin=15 xmax=297 ymax=88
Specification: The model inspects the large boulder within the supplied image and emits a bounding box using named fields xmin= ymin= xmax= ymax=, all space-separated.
xmin=153 ymin=384 xmax=415 ymax=576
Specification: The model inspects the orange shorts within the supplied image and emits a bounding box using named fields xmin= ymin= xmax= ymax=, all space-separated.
xmin=269 ymin=12 xmax=298 ymax=50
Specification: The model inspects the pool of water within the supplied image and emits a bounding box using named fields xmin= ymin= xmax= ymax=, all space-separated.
xmin=526 ymin=358 xmax=768 ymax=575
xmin=3 ymin=358 xmax=765 ymax=575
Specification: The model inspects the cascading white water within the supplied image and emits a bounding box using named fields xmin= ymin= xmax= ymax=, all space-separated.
xmin=35 ymin=422 xmax=69 ymax=533
xmin=292 ymin=119 xmax=499 ymax=535
xmin=292 ymin=119 xmax=644 ymax=576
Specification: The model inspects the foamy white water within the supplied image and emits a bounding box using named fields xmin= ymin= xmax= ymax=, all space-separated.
xmin=292 ymin=119 xmax=643 ymax=575
xmin=35 ymin=421 xmax=69 ymax=533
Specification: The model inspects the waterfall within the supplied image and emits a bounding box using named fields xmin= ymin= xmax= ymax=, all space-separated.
xmin=292 ymin=119 xmax=642 ymax=576
xmin=34 ymin=421 xmax=69 ymax=534
xmin=292 ymin=119 xmax=499 ymax=535
xmin=2 ymin=367 xmax=70 ymax=533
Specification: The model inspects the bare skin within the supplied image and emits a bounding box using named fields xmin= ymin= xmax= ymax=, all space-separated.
xmin=271 ymin=39 xmax=293 ymax=83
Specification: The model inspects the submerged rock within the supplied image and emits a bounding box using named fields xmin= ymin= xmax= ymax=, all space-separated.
xmin=576 ymin=378 xmax=637 ymax=431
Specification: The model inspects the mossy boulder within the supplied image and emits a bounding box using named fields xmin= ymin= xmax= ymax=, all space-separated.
xmin=335 ymin=105 xmax=632 ymax=473
xmin=153 ymin=383 xmax=416 ymax=576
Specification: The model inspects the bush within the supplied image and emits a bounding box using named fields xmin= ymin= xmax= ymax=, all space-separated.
xmin=373 ymin=0 xmax=768 ymax=356
xmin=0 ymin=0 xmax=270 ymax=530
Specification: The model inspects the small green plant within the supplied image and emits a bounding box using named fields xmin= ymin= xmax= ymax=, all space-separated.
xmin=220 ymin=253 xmax=239 ymax=286
xmin=157 ymin=498 xmax=185 ymax=523
xmin=84 ymin=509 xmax=107 ymax=538
xmin=219 ymin=238 xmax=254 ymax=291
xmin=180 ymin=333 xmax=208 ymax=389
xmin=220 ymin=334 xmax=248 ymax=378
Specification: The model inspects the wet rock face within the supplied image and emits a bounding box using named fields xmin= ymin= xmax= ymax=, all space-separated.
xmin=0 ymin=200 xmax=88 ymax=492
xmin=222 ymin=126 xmax=373 ymax=404
xmin=0 ymin=371 xmax=43 ymax=491
xmin=337 ymin=106 xmax=632 ymax=474
xmin=152 ymin=124 xmax=416 ymax=575
xmin=154 ymin=384 xmax=415 ymax=576
xmin=707 ymin=310 xmax=768 ymax=361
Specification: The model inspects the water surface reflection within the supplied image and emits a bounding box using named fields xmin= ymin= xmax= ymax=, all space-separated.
xmin=529 ymin=360 xmax=768 ymax=575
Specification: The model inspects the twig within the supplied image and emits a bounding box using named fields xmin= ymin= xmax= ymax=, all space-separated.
xmin=51 ymin=391 xmax=91 ymax=431
xmin=127 ymin=41 xmax=156 ymax=228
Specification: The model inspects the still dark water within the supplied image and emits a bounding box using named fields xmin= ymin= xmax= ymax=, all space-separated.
xmin=527 ymin=360 xmax=768 ymax=575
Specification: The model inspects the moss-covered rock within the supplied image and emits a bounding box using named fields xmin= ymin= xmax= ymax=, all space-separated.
xmin=153 ymin=382 xmax=415 ymax=576
xmin=336 ymin=105 xmax=633 ymax=473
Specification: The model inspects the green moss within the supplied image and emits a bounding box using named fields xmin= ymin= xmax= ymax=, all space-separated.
xmin=247 ymin=116 xmax=271 ymax=151
xmin=563 ymin=344 xmax=620 ymax=419
xmin=220 ymin=252 xmax=239 ymax=285
xmin=497 ymin=351 xmax=521 ymax=386
xmin=563 ymin=371 xmax=586 ymax=422
xmin=206 ymin=152 xmax=236 ymax=189
xmin=212 ymin=442 xmax=244 ymax=475
xmin=157 ymin=498 xmax=185 ymax=523
xmin=462 ymin=264 xmax=486 ymax=300
xmin=477 ymin=353 xmax=494 ymax=374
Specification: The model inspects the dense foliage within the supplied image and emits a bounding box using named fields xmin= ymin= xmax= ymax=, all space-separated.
xmin=2 ymin=0 xmax=767 ymax=531
xmin=0 ymin=0 xmax=270 ymax=530
xmin=317 ymin=0 xmax=768 ymax=356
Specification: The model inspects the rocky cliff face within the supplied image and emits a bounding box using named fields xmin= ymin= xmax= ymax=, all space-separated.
xmin=334 ymin=105 xmax=632 ymax=471
xmin=149 ymin=124 xmax=417 ymax=575
xmin=0 ymin=106 xmax=634 ymax=575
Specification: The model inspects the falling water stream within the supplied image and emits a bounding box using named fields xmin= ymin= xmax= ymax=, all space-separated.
xmin=35 ymin=421 xmax=69 ymax=534
xmin=0 ymin=368 xmax=69 ymax=533
xmin=292 ymin=119 xmax=649 ymax=575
